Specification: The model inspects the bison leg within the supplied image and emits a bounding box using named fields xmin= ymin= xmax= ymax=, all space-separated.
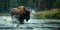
xmin=18 ymin=16 xmax=24 ymax=24
xmin=26 ymin=16 xmax=30 ymax=22
xmin=20 ymin=19 xmax=24 ymax=24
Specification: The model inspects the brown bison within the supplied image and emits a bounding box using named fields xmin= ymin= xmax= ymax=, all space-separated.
xmin=10 ymin=6 xmax=30 ymax=24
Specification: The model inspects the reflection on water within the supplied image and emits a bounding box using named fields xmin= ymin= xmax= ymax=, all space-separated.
xmin=0 ymin=16 xmax=60 ymax=30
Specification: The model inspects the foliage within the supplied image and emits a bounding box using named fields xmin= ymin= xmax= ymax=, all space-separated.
xmin=33 ymin=8 xmax=60 ymax=19
xmin=46 ymin=11 xmax=60 ymax=19
xmin=0 ymin=0 xmax=60 ymax=13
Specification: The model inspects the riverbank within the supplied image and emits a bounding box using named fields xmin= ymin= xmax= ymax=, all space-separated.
xmin=33 ymin=8 xmax=60 ymax=19
xmin=0 ymin=13 xmax=10 ymax=16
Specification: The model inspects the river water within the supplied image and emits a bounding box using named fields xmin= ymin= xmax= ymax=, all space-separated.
xmin=0 ymin=10 xmax=60 ymax=30
xmin=0 ymin=16 xmax=60 ymax=30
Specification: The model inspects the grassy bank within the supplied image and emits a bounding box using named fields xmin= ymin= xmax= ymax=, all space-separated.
xmin=0 ymin=13 xmax=11 ymax=16
xmin=33 ymin=8 xmax=60 ymax=19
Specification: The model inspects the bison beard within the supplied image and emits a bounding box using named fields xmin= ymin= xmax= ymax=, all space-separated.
xmin=18 ymin=10 xmax=30 ymax=24
xmin=18 ymin=15 xmax=24 ymax=24
xmin=23 ymin=10 xmax=30 ymax=21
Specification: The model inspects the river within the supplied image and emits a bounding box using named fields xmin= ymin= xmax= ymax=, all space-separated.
xmin=0 ymin=16 xmax=60 ymax=30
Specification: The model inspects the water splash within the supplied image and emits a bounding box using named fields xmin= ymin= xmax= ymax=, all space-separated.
xmin=2 ymin=16 xmax=12 ymax=22
xmin=30 ymin=10 xmax=36 ymax=19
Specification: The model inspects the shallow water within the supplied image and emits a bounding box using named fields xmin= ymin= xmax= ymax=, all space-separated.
xmin=0 ymin=16 xmax=60 ymax=30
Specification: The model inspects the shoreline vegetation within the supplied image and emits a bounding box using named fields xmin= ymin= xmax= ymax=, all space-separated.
xmin=0 ymin=13 xmax=11 ymax=16
xmin=0 ymin=8 xmax=60 ymax=19
xmin=33 ymin=8 xmax=60 ymax=19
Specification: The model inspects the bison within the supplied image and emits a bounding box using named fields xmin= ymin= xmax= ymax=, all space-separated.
xmin=10 ymin=6 xmax=30 ymax=24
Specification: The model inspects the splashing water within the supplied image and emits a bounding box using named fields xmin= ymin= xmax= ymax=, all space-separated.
xmin=1 ymin=16 xmax=12 ymax=22
xmin=0 ymin=10 xmax=36 ymax=27
xmin=30 ymin=10 xmax=36 ymax=19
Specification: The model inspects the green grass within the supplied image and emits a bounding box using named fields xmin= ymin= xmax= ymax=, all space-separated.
xmin=33 ymin=8 xmax=60 ymax=19
xmin=0 ymin=13 xmax=11 ymax=16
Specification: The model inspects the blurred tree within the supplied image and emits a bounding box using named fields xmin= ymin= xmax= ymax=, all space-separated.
xmin=0 ymin=0 xmax=60 ymax=13
xmin=52 ymin=0 xmax=60 ymax=8
xmin=0 ymin=0 xmax=2 ymax=13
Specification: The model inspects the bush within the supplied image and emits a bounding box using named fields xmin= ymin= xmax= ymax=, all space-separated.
xmin=33 ymin=8 xmax=60 ymax=19
xmin=45 ymin=11 xmax=60 ymax=19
